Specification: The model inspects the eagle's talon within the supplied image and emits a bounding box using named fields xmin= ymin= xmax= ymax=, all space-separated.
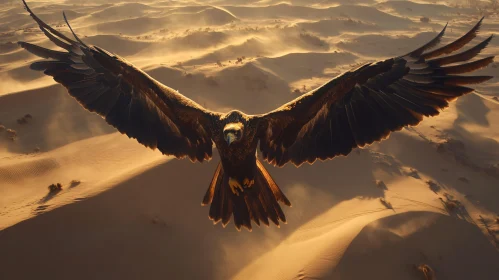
xmin=243 ymin=178 xmax=250 ymax=187
xmin=229 ymin=177 xmax=244 ymax=196
xmin=243 ymin=178 xmax=255 ymax=188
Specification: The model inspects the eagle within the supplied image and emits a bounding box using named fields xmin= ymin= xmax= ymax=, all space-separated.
xmin=19 ymin=0 xmax=495 ymax=231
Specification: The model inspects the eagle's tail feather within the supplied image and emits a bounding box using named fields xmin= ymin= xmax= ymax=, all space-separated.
xmin=202 ymin=160 xmax=291 ymax=231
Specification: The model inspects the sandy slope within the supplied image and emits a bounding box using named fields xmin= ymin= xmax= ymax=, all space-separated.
xmin=1 ymin=0 xmax=499 ymax=279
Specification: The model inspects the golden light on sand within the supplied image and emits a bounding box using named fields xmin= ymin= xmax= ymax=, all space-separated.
xmin=0 ymin=0 xmax=498 ymax=279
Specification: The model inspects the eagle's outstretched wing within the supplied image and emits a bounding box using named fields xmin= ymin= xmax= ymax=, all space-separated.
xmin=259 ymin=18 xmax=494 ymax=167
xmin=19 ymin=0 xmax=218 ymax=162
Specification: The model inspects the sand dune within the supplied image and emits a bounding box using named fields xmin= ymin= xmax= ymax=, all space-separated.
xmin=254 ymin=51 xmax=357 ymax=83
xmin=91 ymin=7 xmax=236 ymax=36
xmin=183 ymin=37 xmax=271 ymax=65
xmin=337 ymin=31 xmax=440 ymax=57
xmin=4 ymin=8 xmax=83 ymax=29
xmin=297 ymin=18 xmax=382 ymax=37
xmin=84 ymin=35 xmax=152 ymax=56
xmin=234 ymin=210 xmax=499 ymax=279
xmin=92 ymin=17 xmax=170 ymax=36
xmin=91 ymin=3 xmax=161 ymax=20
xmin=376 ymin=0 xmax=468 ymax=19
xmin=333 ymin=211 xmax=499 ymax=279
xmin=1 ymin=0 xmax=498 ymax=279
xmin=224 ymin=3 xmax=412 ymax=27
xmin=166 ymin=31 xmax=230 ymax=49
xmin=180 ymin=28 xmax=331 ymax=68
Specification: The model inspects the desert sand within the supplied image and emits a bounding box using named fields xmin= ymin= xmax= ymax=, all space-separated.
xmin=1 ymin=0 xmax=499 ymax=279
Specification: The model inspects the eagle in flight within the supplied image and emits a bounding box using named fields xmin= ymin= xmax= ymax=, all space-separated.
xmin=19 ymin=0 xmax=495 ymax=231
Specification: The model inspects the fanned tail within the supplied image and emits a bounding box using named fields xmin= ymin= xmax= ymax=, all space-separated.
xmin=202 ymin=160 xmax=291 ymax=231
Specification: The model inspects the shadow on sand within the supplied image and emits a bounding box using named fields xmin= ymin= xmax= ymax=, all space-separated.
xmin=330 ymin=211 xmax=499 ymax=279
xmin=0 ymin=147 xmax=385 ymax=280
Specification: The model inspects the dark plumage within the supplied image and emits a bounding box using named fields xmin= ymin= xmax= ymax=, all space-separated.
xmin=19 ymin=0 xmax=495 ymax=231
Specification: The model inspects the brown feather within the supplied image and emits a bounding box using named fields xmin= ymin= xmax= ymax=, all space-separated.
xmin=258 ymin=18 xmax=494 ymax=167
xmin=438 ymin=56 xmax=495 ymax=74
xmin=19 ymin=0 xmax=219 ymax=162
xmin=21 ymin=0 xmax=75 ymax=44
xmin=433 ymin=75 xmax=493 ymax=85
xmin=405 ymin=23 xmax=447 ymax=58
xmin=427 ymin=35 xmax=493 ymax=66
xmin=422 ymin=17 xmax=484 ymax=59
xmin=202 ymin=162 xmax=223 ymax=206
xmin=204 ymin=159 xmax=289 ymax=230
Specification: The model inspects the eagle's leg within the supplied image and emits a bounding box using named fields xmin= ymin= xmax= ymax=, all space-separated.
xmin=229 ymin=177 xmax=255 ymax=196
xmin=229 ymin=177 xmax=244 ymax=196
xmin=243 ymin=178 xmax=255 ymax=188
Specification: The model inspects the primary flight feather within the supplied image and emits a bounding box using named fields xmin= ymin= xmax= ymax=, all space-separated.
xmin=19 ymin=0 xmax=495 ymax=231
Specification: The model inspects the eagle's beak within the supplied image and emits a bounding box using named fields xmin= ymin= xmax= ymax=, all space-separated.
xmin=225 ymin=132 xmax=236 ymax=145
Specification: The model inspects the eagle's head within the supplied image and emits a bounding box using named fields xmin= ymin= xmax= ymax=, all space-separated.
xmin=222 ymin=110 xmax=248 ymax=146
xmin=223 ymin=122 xmax=244 ymax=145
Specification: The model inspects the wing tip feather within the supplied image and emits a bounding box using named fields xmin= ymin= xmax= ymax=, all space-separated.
xmin=62 ymin=10 xmax=87 ymax=47
xmin=406 ymin=22 xmax=447 ymax=57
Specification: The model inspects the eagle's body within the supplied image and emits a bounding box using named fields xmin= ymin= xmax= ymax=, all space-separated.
xmin=213 ymin=111 xmax=260 ymax=191
xmin=215 ymin=111 xmax=258 ymax=172
xmin=19 ymin=0 xmax=495 ymax=231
